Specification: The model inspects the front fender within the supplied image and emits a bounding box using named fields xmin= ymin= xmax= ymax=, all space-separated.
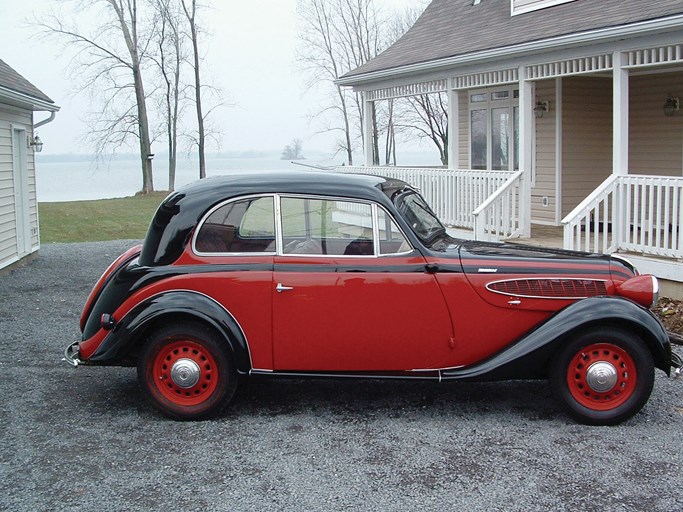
xmin=441 ymin=296 xmax=671 ymax=381
xmin=88 ymin=291 xmax=251 ymax=373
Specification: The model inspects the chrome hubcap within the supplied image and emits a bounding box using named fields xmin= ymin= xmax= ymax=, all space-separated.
xmin=586 ymin=361 xmax=618 ymax=392
xmin=170 ymin=358 xmax=201 ymax=389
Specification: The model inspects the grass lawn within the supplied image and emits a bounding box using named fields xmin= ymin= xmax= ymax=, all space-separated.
xmin=39 ymin=192 xmax=170 ymax=243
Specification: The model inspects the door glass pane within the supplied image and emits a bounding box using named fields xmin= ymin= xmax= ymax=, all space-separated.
xmin=471 ymin=109 xmax=487 ymax=170
xmin=281 ymin=197 xmax=374 ymax=256
xmin=377 ymin=208 xmax=411 ymax=255
xmin=491 ymin=107 xmax=509 ymax=170
xmin=196 ymin=196 xmax=275 ymax=253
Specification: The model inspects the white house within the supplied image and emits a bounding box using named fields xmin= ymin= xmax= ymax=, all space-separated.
xmin=337 ymin=0 xmax=683 ymax=295
xmin=0 ymin=59 xmax=59 ymax=272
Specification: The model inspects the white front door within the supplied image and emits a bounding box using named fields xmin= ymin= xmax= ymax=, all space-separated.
xmin=12 ymin=127 xmax=31 ymax=256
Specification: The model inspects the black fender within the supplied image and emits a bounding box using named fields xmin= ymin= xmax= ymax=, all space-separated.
xmin=89 ymin=291 xmax=251 ymax=373
xmin=441 ymin=296 xmax=672 ymax=381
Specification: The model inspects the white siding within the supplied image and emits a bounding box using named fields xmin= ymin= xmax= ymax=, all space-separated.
xmin=0 ymin=105 xmax=38 ymax=271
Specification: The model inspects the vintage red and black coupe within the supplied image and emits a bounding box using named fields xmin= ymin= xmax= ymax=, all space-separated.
xmin=64 ymin=171 xmax=681 ymax=424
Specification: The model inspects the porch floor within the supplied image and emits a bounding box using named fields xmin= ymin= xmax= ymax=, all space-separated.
xmin=507 ymin=224 xmax=564 ymax=249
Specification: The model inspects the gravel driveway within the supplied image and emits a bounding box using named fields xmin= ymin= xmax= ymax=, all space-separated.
xmin=1 ymin=241 xmax=682 ymax=511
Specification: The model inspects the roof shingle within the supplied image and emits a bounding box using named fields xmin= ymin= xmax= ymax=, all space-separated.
xmin=0 ymin=58 xmax=54 ymax=104
xmin=342 ymin=0 xmax=683 ymax=80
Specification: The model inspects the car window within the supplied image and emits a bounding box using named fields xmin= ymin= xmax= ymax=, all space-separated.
xmin=377 ymin=208 xmax=412 ymax=255
xmin=280 ymin=197 xmax=374 ymax=256
xmin=195 ymin=196 xmax=275 ymax=254
xmin=394 ymin=190 xmax=445 ymax=244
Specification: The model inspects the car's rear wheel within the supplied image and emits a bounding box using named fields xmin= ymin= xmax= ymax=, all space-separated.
xmin=549 ymin=328 xmax=654 ymax=425
xmin=137 ymin=322 xmax=237 ymax=420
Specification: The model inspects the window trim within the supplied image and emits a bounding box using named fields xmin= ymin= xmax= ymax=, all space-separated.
xmin=511 ymin=0 xmax=576 ymax=16
xmin=468 ymin=86 xmax=520 ymax=172
xmin=192 ymin=193 xmax=278 ymax=257
xmin=193 ymin=193 xmax=415 ymax=258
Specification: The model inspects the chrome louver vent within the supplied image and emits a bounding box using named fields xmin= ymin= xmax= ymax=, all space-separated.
xmin=486 ymin=279 xmax=608 ymax=299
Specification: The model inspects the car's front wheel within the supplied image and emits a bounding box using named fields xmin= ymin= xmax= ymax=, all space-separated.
xmin=137 ymin=322 xmax=237 ymax=420
xmin=549 ymin=328 xmax=654 ymax=425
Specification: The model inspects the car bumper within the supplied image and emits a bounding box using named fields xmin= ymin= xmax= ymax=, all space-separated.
xmin=62 ymin=342 xmax=83 ymax=367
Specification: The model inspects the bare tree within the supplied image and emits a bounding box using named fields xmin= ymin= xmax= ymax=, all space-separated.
xmin=397 ymin=93 xmax=449 ymax=165
xmin=180 ymin=0 xmax=208 ymax=179
xmin=297 ymin=0 xmax=386 ymax=165
xmin=34 ymin=0 xmax=156 ymax=193
xmin=151 ymin=0 xmax=186 ymax=191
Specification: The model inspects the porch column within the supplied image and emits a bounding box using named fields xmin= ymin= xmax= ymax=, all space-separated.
xmin=447 ymin=87 xmax=459 ymax=169
xmin=518 ymin=67 xmax=533 ymax=237
xmin=363 ymin=93 xmax=374 ymax=167
xmin=613 ymin=51 xmax=629 ymax=175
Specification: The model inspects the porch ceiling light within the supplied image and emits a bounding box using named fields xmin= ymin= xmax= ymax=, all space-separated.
xmin=663 ymin=95 xmax=679 ymax=117
xmin=534 ymin=100 xmax=549 ymax=118
xmin=28 ymin=134 xmax=43 ymax=153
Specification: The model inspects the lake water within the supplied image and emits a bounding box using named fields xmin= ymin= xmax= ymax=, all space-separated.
xmin=35 ymin=151 xmax=442 ymax=202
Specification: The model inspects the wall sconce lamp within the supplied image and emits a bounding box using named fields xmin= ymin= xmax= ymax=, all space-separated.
xmin=663 ymin=95 xmax=680 ymax=116
xmin=28 ymin=134 xmax=43 ymax=153
xmin=534 ymin=100 xmax=549 ymax=118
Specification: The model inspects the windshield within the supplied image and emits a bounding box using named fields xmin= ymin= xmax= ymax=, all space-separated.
xmin=393 ymin=189 xmax=446 ymax=244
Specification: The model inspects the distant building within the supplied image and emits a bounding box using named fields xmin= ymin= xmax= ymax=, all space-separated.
xmin=0 ymin=59 xmax=59 ymax=271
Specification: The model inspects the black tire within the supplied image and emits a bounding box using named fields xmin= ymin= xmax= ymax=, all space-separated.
xmin=549 ymin=327 xmax=654 ymax=426
xmin=137 ymin=321 xmax=237 ymax=420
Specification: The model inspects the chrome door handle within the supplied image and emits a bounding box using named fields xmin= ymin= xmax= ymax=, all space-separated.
xmin=508 ymin=299 xmax=521 ymax=305
xmin=276 ymin=283 xmax=294 ymax=293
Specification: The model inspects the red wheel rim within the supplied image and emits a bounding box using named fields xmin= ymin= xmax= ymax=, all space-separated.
xmin=567 ymin=343 xmax=636 ymax=411
xmin=152 ymin=340 xmax=219 ymax=406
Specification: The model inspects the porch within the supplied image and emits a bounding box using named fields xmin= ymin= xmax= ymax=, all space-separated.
xmin=336 ymin=165 xmax=683 ymax=296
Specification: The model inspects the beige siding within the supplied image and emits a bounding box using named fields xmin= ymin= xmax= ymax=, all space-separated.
xmin=457 ymin=90 xmax=468 ymax=168
xmin=629 ymin=72 xmax=683 ymax=177
xmin=561 ymin=77 xmax=612 ymax=217
xmin=532 ymin=79 xmax=558 ymax=224
xmin=0 ymin=105 xmax=38 ymax=270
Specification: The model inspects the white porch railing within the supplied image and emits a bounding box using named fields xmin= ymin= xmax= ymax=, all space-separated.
xmin=335 ymin=166 xmax=515 ymax=231
xmin=562 ymin=174 xmax=683 ymax=258
xmin=472 ymin=170 xmax=524 ymax=241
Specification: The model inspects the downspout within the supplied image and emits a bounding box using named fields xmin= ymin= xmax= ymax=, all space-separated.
xmin=34 ymin=111 xmax=56 ymax=130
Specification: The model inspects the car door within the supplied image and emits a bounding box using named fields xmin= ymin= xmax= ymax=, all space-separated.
xmin=272 ymin=195 xmax=454 ymax=372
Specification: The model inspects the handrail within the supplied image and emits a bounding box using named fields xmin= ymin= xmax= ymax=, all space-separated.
xmin=472 ymin=170 xmax=524 ymax=242
xmin=562 ymin=174 xmax=683 ymax=258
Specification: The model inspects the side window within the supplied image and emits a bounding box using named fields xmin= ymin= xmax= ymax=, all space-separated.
xmin=280 ymin=197 xmax=374 ymax=256
xmin=195 ymin=196 xmax=275 ymax=254
xmin=377 ymin=208 xmax=412 ymax=255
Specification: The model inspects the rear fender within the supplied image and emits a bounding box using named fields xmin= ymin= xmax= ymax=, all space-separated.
xmin=88 ymin=290 xmax=251 ymax=373
xmin=441 ymin=296 xmax=671 ymax=381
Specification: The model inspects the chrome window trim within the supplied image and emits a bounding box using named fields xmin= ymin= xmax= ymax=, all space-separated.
xmin=192 ymin=194 xmax=277 ymax=257
xmin=276 ymin=194 xmax=414 ymax=259
xmin=193 ymin=192 xmax=415 ymax=259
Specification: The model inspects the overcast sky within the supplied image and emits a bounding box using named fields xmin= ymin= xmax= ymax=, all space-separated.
xmin=0 ymin=0 xmax=420 ymax=156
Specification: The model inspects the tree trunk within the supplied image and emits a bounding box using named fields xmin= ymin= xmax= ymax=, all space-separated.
xmin=183 ymin=0 xmax=206 ymax=179
xmin=109 ymin=0 xmax=154 ymax=193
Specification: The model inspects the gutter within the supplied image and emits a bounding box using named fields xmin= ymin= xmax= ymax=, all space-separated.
xmin=0 ymin=85 xmax=60 ymax=112
xmin=337 ymin=13 xmax=683 ymax=86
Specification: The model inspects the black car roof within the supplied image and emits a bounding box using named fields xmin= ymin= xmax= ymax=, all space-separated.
xmin=173 ymin=170 xmax=402 ymax=199
xmin=139 ymin=171 xmax=410 ymax=266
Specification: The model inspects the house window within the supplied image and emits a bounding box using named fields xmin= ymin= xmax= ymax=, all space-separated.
xmin=469 ymin=87 xmax=519 ymax=171
xmin=511 ymin=0 xmax=576 ymax=16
